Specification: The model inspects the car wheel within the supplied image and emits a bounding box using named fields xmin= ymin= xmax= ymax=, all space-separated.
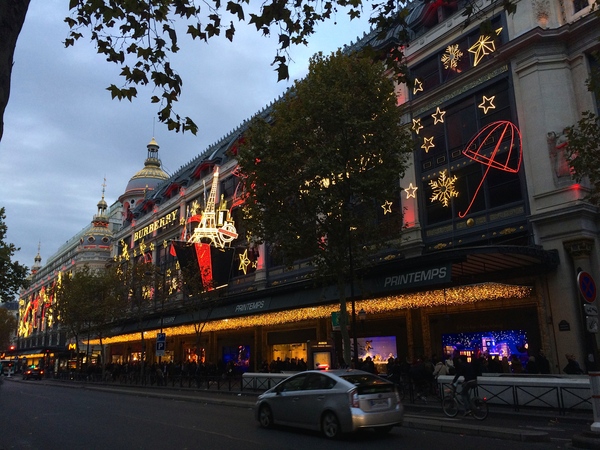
xmin=374 ymin=425 xmax=394 ymax=435
xmin=321 ymin=411 xmax=341 ymax=439
xmin=258 ymin=405 xmax=274 ymax=428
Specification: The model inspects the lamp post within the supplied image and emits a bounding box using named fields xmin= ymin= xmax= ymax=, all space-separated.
xmin=348 ymin=226 xmax=359 ymax=370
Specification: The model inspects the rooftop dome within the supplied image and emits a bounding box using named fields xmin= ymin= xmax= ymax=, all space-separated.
xmin=120 ymin=138 xmax=169 ymax=201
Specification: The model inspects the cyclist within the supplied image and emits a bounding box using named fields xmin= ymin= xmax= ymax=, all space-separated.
xmin=451 ymin=355 xmax=478 ymax=416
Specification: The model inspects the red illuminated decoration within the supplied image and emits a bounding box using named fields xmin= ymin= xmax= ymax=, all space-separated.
xmin=458 ymin=121 xmax=522 ymax=218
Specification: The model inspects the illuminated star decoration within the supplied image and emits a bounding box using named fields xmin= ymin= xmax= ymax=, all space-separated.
xmin=413 ymin=78 xmax=423 ymax=95
xmin=441 ymin=44 xmax=463 ymax=69
xmin=238 ymin=249 xmax=251 ymax=275
xmin=381 ymin=200 xmax=393 ymax=215
xmin=412 ymin=118 xmax=423 ymax=134
xmin=478 ymin=95 xmax=496 ymax=114
xmin=429 ymin=169 xmax=459 ymax=207
xmin=404 ymin=183 xmax=418 ymax=199
xmin=431 ymin=107 xmax=446 ymax=124
xmin=421 ymin=136 xmax=435 ymax=153
xmin=468 ymin=35 xmax=496 ymax=66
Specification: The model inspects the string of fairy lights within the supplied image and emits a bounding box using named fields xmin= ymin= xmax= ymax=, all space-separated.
xmin=89 ymin=282 xmax=532 ymax=345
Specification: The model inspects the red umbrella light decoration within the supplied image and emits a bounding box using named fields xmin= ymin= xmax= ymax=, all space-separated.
xmin=458 ymin=121 xmax=523 ymax=218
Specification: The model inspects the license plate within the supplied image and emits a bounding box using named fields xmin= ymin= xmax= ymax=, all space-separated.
xmin=370 ymin=399 xmax=389 ymax=409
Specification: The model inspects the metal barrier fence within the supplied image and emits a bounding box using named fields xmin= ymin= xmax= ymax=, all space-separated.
xmin=436 ymin=374 xmax=592 ymax=415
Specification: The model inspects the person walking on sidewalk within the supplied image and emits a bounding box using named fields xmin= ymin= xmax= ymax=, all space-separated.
xmin=452 ymin=355 xmax=478 ymax=416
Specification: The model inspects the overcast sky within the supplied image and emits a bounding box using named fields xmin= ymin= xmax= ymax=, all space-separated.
xmin=0 ymin=1 xmax=372 ymax=272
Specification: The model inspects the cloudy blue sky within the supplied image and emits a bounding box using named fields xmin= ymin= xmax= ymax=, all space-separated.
xmin=0 ymin=1 xmax=372 ymax=272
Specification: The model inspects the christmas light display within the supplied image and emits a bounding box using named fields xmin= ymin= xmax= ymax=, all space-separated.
xmin=381 ymin=200 xmax=393 ymax=215
xmin=404 ymin=183 xmax=418 ymax=199
xmin=478 ymin=95 xmax=496 ymax=114
xmin=432 ymin=107 xmax=446 ymax=124
xmin=429 ymin=169 xmax=459 ymax=207
xmin=412 ymin=118 xmax=423 ymax=134
xmin=91 ymin=283 xmax=532 ymax=345
xmin=468 ymin=35 xmax=496 ymax=66
xmin=421 ymin=136 xmax=435 ymax=153
xmin=458 ymin=121 xmax=522 ymax=218
xmin=238 ymin=249 xmax=252 ymax=274
xmin=441 ymin=44 xmax=463 ymax=69
xmin=413 ymin=78 xmax=423 ymax=94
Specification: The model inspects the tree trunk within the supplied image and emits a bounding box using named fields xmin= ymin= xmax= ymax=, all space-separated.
xmin=0 ymin=0 xmax=30 ymax=142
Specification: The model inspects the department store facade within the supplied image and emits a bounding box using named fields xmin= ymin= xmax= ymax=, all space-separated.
xmin=17 ymin=0 xmax=600 ymax=375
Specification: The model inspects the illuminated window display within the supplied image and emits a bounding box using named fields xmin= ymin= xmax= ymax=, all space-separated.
xmin=442 ymin=329 xmax=529 ymax=364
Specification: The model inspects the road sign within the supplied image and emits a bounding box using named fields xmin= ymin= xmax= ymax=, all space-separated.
xmin=587 ymin=316 xmax=599 ymax=333
xmin=157 ymin=332 xmax=166 ymax=342
xmin=584 ymin=304 xmax=599 ymax=316
xmin=156 ymin=341 xmax=166 ymax=356
xmin=578 ymin=271 xmax=597 ymax=303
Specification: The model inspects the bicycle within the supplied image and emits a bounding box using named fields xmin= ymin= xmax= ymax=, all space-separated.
xmin=441 ymin=381 xmax=488 ymax=420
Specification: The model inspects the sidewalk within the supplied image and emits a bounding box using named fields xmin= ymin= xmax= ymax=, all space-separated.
xmin=7 ymin=376 xmax=593 ymax=443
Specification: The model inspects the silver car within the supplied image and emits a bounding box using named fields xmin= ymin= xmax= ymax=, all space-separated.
xmin=255 ymin=369 xmax=403 ymax=438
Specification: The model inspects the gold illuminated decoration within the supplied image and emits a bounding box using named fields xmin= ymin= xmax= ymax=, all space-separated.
xmin=421 ymin=137 xmax=435 ymax=153
xmin=187 ymin=167 xmax=238 ymax=248
xmin=431 ymin=107 xmax=446 ymax=124
xmin=404 ymin=183 xmax=418 ymax=199
xmin=150 ymin=242 xmax=155 ymax=252
xmin=412 ymin=118 xmax=423 ymax=134
xmin=468 ymin=35 xmax=496 ymax=66
xmin=429 ymin=169 xmax=459 ymax=207
xmin=413 ymin=78 xmax=423 ymax=94
xmin=478 ymin=95 xmax=496 ymax=114
xmin=238 ymin=250 xmax=251 ymax=274
xmin=120 ymin=240 xmax=130 ymax=261
xmin=88 ymin=283 xmax=532 ymax=346
xmin=381 ymin=200 xmax=393 ymax=215
xmin=441 ymin=44 xmax=463 ymax=69
xmin=496 ymin=27 xmax=503 ymax=35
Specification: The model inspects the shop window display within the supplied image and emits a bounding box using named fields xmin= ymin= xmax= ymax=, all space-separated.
xmin=442 ymin=329 xmax=529 ymax=372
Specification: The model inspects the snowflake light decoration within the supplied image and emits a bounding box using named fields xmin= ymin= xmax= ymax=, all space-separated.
xmin=441 ymin=44 xmax=463 ymax=69
xmin=429 ymin=169 xmax=459 ymax=207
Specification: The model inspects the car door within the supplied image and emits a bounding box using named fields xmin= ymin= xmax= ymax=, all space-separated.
xmin=269 ymin=373 xmax=310 ymax=426
xmin=293 ymin=373 xmax=338 ymax=429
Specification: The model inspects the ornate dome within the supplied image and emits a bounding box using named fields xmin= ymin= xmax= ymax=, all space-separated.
xmin=119 ymin=138 xmax=169 ymax=210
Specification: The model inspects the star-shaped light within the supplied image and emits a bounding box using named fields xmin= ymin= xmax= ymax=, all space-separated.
xmin=149 ymin=242 xmax=155 ymax=252
xmin=495 ymin=27 xmax=503 ymax=36
xmin=421 ymin=136 xmax=435 ymax=153
xmin=238 ymin=249 xmax=251 ymax=275
xmin=413 ymin=78 xmax=423 ymax=95
xmin=468 ymin=35 xmax=496 ymax=66
xmin=441 ymin=44 xmax=463 ymax=69
xmin=429 ymin=170 xmax=459 ymax=207
xmin=412 ymin=118 xmax=423 ymax=134
xmin=163 ymin=240 xmax=169 ymax=249
xmin=404 ymin=183 xmax=418 ymax=199
xmin=431 ymin=107 xmax=446 ymax=124
xmin=478 ymin=95 xmax=496 ymax=114
xmin=381 ymin=200 xmax=393 ymax=215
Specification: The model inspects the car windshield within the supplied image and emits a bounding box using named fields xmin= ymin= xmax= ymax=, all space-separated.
xmin=339 ymin=374 xmax=395 ymax=394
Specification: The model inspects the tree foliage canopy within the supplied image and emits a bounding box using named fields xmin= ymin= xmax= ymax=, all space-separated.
xmin=0 ymin=308 xmax=17 ymax=351
xmin=237 ymin=51 xmax=412 ymax=363
xmin=566 ymin=52 xmax=600 ymax=205
xmin=0 ymin=207 xmax=29 ymax=302
xmin=55 ymin=265 xmax=126 ymax=343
